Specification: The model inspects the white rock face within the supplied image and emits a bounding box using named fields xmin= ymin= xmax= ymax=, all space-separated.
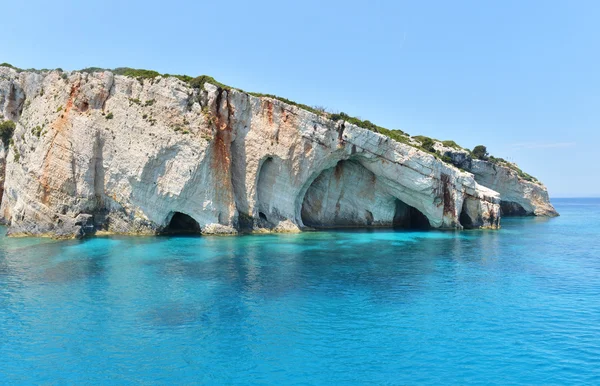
xmin=434 ymin=144 xmax=558 ymax=217
xmin=0 ymin=66 xmax=554 ymax=238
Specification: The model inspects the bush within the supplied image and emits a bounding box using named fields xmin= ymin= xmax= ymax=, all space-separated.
xmin=0 ymin=62 xmax=22 ymax=72
xmin=441 ymin=140 xmax=464 ymax=150
xmin=0 ymin=120 xmax=16 ymax=149
xmin=472 ymin=145 xmax=488 ymax=160
xmin=105 ymin=112 xmax=114 ymax=119
xmin=113 ymin=67 xmax=160 ymax=79
xmin=80 ymin=67 xmax=193 ymax=84
xmin=32 ymin=126 xmax=43 ymax=138
xmin=249 ymin=92 xmax=321 ymax=115
xmin=413 ymin=135 xmax=436 ymax=153
xmin=190 ymin=75 xmax=231 ymax=91
xmin=421 ymin=137 xmax=436 ymax=153
xmin=441 ymin=155 xmax=453 ymax=164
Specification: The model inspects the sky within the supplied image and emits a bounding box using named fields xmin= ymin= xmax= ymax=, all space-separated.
xmin=1 ymin=0 xmax=598 ymax=197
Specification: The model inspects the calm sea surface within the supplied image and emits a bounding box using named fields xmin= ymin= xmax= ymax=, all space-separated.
xmin=1 ymin=198 xmax=599 ymax=384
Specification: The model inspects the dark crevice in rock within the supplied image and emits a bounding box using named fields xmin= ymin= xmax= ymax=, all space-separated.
xmin=459 ymin=199 xmax=478 ymax=229
xmin=393 ymin=199 xmax=431 ymax=230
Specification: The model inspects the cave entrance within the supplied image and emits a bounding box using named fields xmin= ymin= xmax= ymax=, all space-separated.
xmin=255 ymin=157 xmax=278 ymax=227
xmin=459 ymin=204 xmax=474 ymax=229
xmin=163 ymin=212 xmax=201 ymax=235
xmin=393 ymin=199 xmax=431 ymax=230
xmin=300 ymin=160 xmax=432 ymax=229
xmin=500 ymin=201 xmax=528 ymax=216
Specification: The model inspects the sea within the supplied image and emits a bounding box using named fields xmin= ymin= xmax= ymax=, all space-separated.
xmin=1 ymin=198 xmax=599 ymax=384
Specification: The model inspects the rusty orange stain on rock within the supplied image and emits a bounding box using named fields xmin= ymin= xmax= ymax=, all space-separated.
xmin=210 ymin=90 xmax=235 ymax=218
xmin=334 ymin=162 xmax=343 ymax=181
xmin=40 ymin=83 xmax=81 ymax=205
xmin=304 ymin=141 xmax=312 ymax=154
xmin=266 ymin=101 xmax=273 ymax=125
xmin=441 ymin=173 xmax=455 ymax=215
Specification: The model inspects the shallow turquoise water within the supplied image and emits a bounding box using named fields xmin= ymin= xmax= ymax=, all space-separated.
xmin=1 ymin=198 xmax=599 ymax=384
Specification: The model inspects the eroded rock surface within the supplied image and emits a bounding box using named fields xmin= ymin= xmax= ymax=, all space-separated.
xmin=0 ymin=67 xmax=554 ymax=238
xmin=434 ymin=143 xmax=558 ymax=217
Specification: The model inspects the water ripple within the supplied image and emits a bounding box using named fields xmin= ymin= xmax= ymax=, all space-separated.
xmin=1 ymin=199 xmax=600 ymax=384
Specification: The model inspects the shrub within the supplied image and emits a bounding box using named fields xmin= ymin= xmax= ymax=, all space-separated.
xmin=105 ymin=112 xmax=114 ymax=119
xmin=0 ymin=120 xmax=16 ymax=149
xmin=32 ymin=126 xmax=43 ymax=138
xmin=441 ymin=155 xmax=453 ymax=164
xmin=441 ymin=140 xmax=464 ymax=150
xmin=144 ymin=99 xmax=155 ymax=107
xmin=312 ymin=105 xmax=328 ymax=114
xmin=112 ymin=67 xmax=160 ymax=79
xmin=472 ymin=145 xmax=488 ymax=160
xmin=56 ymin=106 xmax=63 ymax=112
xmin=170 ymin=74 xmax=193 ymax=83
xmin=190 ymin=75 xmax=231 ymax=91
xmin=0 ymin=62 xmax=23 ymax=72
xmin=249 ymin=92 xmax=320 ymax=115
xmin=413 ymin=135 xmax=436 ymax=153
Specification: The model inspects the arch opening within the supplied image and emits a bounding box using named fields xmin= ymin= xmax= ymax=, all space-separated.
xmin=255 ymin=157 xmax=278 ymax=227
xmin=163 ymin=212 xmax=201 ymax=234
xmin=393 ymin=199 xmax=431 ymax=230
xmin=459 ymin=199 xmax=476 ymax=229
xmin=500 ymin=201 xmax=529 ymax=216
xmin=300 ymin=160 xmax=431 ymax=229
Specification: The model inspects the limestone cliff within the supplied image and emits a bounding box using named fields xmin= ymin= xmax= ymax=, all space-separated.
xmin=433 ymin=143 xmax=558 ymax=217
xmin=0 ymin=66 xmax=556 ymax=238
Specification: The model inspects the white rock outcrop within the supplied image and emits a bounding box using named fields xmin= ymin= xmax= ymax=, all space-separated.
xmin=434 ymin=143 xmax=558 ymax=217
xmin=0 ymin=67 xmax=555 ymax=238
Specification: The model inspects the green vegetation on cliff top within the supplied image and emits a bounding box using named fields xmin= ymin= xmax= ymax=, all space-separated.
xmin=0 ymin=62 xmax=538 ymax=182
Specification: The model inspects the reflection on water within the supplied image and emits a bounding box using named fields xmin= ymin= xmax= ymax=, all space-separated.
xmin=1 ymin=199 xmax=600 ymax=384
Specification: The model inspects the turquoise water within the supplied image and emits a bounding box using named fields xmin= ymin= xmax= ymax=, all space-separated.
xmin=1 ymin=198 xmax=599 ymax=384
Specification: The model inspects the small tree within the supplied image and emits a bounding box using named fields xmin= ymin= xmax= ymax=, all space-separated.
xmin=420 ymin=137 xmax=436 ymax=153
xmin=0 ymin=120 xmax=16 ymax=149
xmin=472 ymin=145 xmax=488 ymax=160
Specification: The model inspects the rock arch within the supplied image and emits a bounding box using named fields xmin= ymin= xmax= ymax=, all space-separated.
xmin=459 ymin=194 xmax=500 ymax=229
xmin=300 ymin=159 xmax=431 ymax=229
xmin=255 ymin=156 xmax=279 ymax=226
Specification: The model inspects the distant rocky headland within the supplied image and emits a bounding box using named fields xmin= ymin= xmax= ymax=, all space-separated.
xmin=0 ymin=64 xmax=558 ymax=238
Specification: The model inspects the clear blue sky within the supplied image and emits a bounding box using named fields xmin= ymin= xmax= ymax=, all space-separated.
xmin=2 ymin=0 xmax=598 ymax=197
